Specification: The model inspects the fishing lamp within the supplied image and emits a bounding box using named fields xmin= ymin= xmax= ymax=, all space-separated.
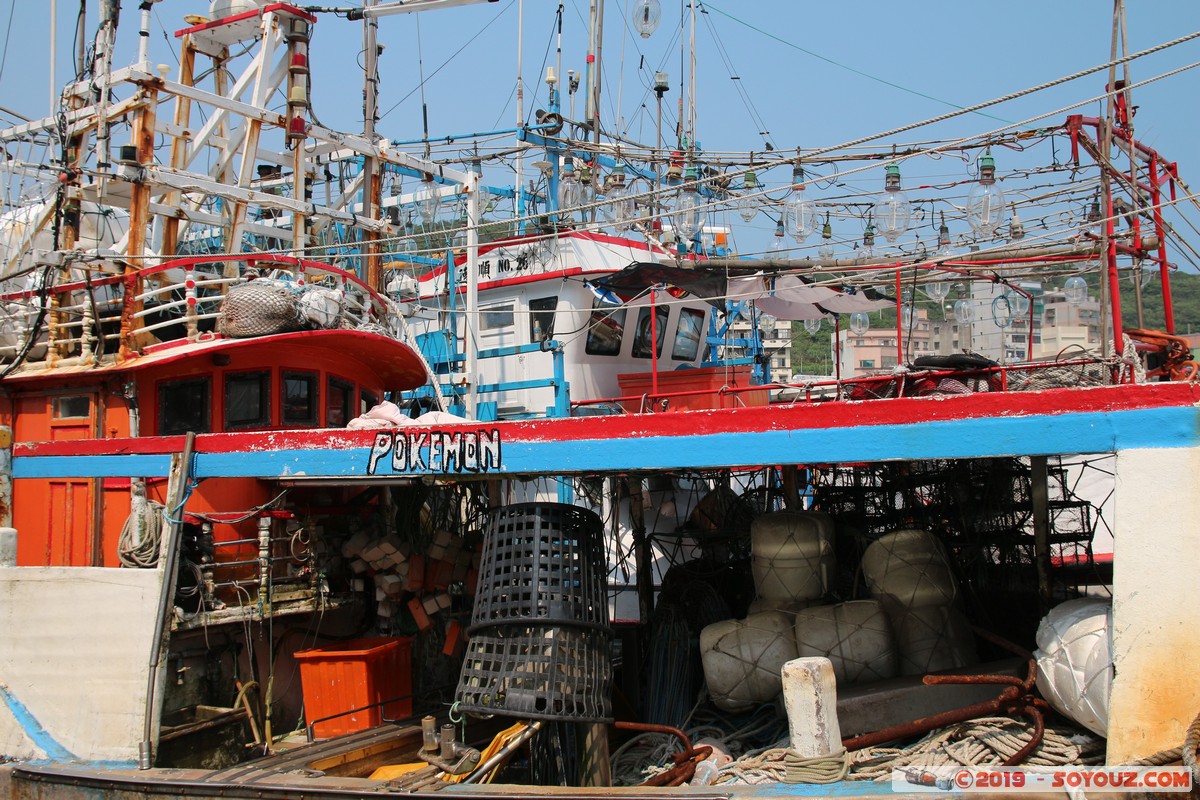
xmin=859 ymin=220 xmax=877 ymax=260
xmin=786 ymin=163 xmax=817 ymax=243
xmin=1085 ymin=196 xmax=1102 ymax=236
xmin=672 ymin=165 xmax=702 ymax=241
xmin=1006 ymin=286 xmax=1030 ymax=316
xmin=602 ymin=165 xmax=635 ymax=231
xmin=924 ymin=278 xmax=950 ymax=304
xmin=849 ymin=312 xmax=870 ymax=336
xmin=872 ymin=164 xmax=911 ymax=243
xmin=965 ymin=151 xmax=1008 ymax=238
xmin=770 ymin=218 xmax=786 ymax=252
xmin=818 ymin=213 xmax=834 ymax=259
xmin=557 ymin=162 xmax=580 ymax=215
xmin=1009 ymin=205 xmax=1025 ymax=241
xmin=418 ymin=173 xmax=439 ymax=226
xmin=935 ymin=211 xmax=952 ymax=257
xmin=804 ymin=317 xmax=822 ymax=334
xmin=953 ymin=298 xmax=975 ymax=324
xmin=1064 ymin=275 xmax=1088 ymax=305
xmin=632 ymin=0 xmax=662 ymax=39
xmin=737 ymin=171 xmax=759 ymax=222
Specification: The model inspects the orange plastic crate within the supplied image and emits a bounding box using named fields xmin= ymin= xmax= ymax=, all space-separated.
xmin=295 ymin=636 xmax=413 ymax=738
xmin=617 ymin=365 xmax=769 ymax=412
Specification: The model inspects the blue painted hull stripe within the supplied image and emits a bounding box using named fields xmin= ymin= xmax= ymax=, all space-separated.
xmin=11 ymin=406 xmax=1197 ymax=479
xmin=0 ymin=681 xmax=79 ymax=762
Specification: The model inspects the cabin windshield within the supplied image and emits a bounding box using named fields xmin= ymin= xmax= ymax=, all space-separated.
xmin=585 ymin=297 xmax=627 ymax=356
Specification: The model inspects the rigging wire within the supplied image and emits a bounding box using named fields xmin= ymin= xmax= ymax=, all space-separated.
xmin=0 ymin=0 xmax=16 ymax=85
xmin=376 ymin=0 xmax=515 ymax=126
xmin=696 ymin=1 xmax=774 ymax=151
xmin=701 ymin=1 xmax=1011 ymax=125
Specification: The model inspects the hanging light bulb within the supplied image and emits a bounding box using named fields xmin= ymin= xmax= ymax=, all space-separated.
xmin=804 ymin=317 xmax=822 ymax=334
xmin=1008 ymin=205 xmax=1024 ymax=241
xmin=935 ymin=211 xmax=953 ymax=257
xmin=786 ymin=162 xmax=817 ymax=243
xmin=632 ymin=0 xmax=661 ymax=39
xmin=1006 ymin=287 xmax=1030 ymax=317
xmin=577 ymin=164 xmax=597 ymax=209
xmin=872 ymin=163 xmax=912 ymax=243
xmin=991 ymin=293 xmax=1012 ymax=328
xmin=924 ymin=279 xmax=950 ymax=303
xmin=818 ymin=213 xmax=834 ymax=259
xmin=1085 ymin=195 xmax=1102 ymax=237
xmin=737 ymin=170 xmax=759 ymax=222
xmin=1135 ymin=260 xmax=1157 ymax=288
xmin=965 ymin=150 xmax=1008 ymax=239
xmin=953 ymin=298 xmax=975 ymax=324
xmin=1064 ymin=275 xmax=1088 ymax=305
xmin=418 ymin=173 xmax=439 ymax=227
xmin=673 ymin=164 xmax=703 ymax=242
xmin=859 ymin=220 xmax=876 ymax=260
xmin=601 ymin=165 xmax=635 ymax=232
xmin=849 ymin=312 xmax=870 ymax=336
xmin=557 ymin=162 xmax=580 ymax=217
xmin=770 ymin=218 xmax=787 ymax=252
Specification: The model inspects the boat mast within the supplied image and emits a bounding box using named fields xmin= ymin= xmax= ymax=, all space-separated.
xmin=49 ymin=0 xmax=56 ymax=113
xmin=585 ymin=0 xmax=604 ymax=146
xmin=1099 ymin=0 xmax=1125 ymax=359
xmin=362 ymin=0 xmax=383 ymax=288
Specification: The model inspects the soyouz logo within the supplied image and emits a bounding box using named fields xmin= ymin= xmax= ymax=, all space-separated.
xmin=891 ymin=766 xmax=1192 ymax=793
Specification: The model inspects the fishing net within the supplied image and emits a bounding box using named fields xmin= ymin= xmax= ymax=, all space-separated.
xmin=217 ymin=279 xmax=301 ymax=338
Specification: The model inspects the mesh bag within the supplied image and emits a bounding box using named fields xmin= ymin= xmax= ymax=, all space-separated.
xmin=699 ymin=610 xmax=798 ymax=712
xmin=217 ymin=280 xmax=300 ymax=338
xmin=793 ymin=600 xmax=897 ymax=685
xmin=457 ymin=503 xmax=611 ymax=722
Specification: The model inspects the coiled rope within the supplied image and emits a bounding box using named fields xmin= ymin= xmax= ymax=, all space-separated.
xmin=715 ymin=747 xmax=851 ymax=785
xmin=117 ymin=500 xmax=165 ymax=568
xmin=847 ymin=716 xmax=1104 ymax=782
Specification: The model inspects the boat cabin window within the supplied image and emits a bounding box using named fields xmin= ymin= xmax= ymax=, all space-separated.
xmin=480 ymin=303 xmax=514 ymax=331
xmin=158 ymin=377 xmax=212 ymax=435
xmin=585 ymin=297 xmax=627 ymax=356
xmin=282 ymin=371 xmax=319 ymax=427
xmin=327 ymin=377 xmax=354 ymax=427
xmin=631 ymin=305 xmax=669 ymax=359
xmin=672 ymin=307 xmax=705 ymax=361
xmin=529 ymin=296 xmax=557 ymax=342
xmin=224 ymin=371 xmax=271 ymax=429
xmin=52 ymin=395 xmax=91 ymax=420
xmin=361 ymin=390 xmax=380 ymax=415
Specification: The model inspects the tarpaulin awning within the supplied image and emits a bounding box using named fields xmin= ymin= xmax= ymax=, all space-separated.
xmin=593 ymin=262 xmax=892 ymax=319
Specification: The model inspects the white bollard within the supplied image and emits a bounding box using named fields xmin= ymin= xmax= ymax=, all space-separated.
xmin=0 ymin=527 xmax=16 ymax=566
xmin=781 ymin=656 xmax=842 ymax=758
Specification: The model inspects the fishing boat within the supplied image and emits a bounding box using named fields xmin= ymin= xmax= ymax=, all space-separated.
xmin=0 ymin=0 xmax=1198 ymax=796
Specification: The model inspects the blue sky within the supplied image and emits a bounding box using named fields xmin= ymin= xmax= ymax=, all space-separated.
xmin=2 ymin=1 xmax=1198 ymax=261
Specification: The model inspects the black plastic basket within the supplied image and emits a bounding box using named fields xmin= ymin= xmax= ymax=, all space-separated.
xmin=456 ymin=503 xmax=611 ymax=722
xmin=456 ymin=623 xmax=612 ymax=722
xmin=469 ymin=503 xmax=608 ymax=631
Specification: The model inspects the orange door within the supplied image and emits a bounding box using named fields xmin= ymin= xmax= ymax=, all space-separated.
xmin=13 ymin=391 xmax=100 ymax=566
xmin=44 ymin=480 xmax=94 ymax=565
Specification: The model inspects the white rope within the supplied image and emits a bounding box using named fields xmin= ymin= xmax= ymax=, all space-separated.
xmin=848 ymin=716 xmax=1104 ymax=783
xmin=716 ymin=746 xmax=851 ymax=785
